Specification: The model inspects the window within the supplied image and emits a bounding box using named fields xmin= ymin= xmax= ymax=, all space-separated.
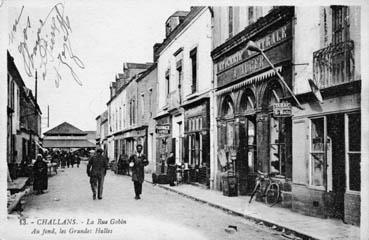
xmin=176 ymin=63 xmax=182 ymax=103
xmin=310 ymin=117 xmax=325 ymax=187
xmin=228 ymin=6 xmax=233 ymax=38
xmin=190 ymin=48 xmax=197 ymax=93
xmin=141 ymin=94 xmax=145 ymax=118
xmin=149 ymin=89 xmax=153 ymax=117
xmin=165 ymin=69 xmax=170 ymax=96
xmin=332 ymin=6 xmax=348 ymax=44
xmin=248 ymin=7 xmax=254 ymax=24
xmin=119 ymin=107 xmax=122 ymax=130
xmin=129 ymin=101 xmax=132 ymax=125
xmin=346 ymin=112 xmax=361 ymax=191
xmin=132 ymin=99 xmax=136 ymax=124
xmin=115 ymin=109 xmax=118 ymax=131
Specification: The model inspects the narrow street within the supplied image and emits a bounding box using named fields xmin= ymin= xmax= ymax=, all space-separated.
xmin=8 ymin=161 xmax=285 ymax=240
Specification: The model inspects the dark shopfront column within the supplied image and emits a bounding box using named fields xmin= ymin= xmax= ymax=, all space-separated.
xmin=256 ymin=113 xmax=269 ymax=173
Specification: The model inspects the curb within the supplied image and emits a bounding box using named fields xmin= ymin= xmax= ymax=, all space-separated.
xmin=144 ymin=179 xmax=318 ymax=240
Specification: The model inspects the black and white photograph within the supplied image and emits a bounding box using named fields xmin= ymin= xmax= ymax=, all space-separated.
xmin=1 ymin=0 xmax=368 ymax=239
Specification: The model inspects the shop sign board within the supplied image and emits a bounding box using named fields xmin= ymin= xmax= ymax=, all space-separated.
xmin=156 ymin=125 xmax=170 ymax=135
xmin=273 ymin=102 xmax=292 ymax=117
xmin=216 ymin=23 xmax=292 ymax=88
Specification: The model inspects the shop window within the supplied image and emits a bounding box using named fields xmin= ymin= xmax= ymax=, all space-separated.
xmin=310 ymin=117 xmax=325 ymax=187
xmin=346 ymin=112 xmax=361 ymax=192
xmin=226 ymin=121 xmax=234 ymax=148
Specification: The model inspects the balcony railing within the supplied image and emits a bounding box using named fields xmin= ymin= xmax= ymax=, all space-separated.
xmin=313 ymin=40 xmax=355 ymax=89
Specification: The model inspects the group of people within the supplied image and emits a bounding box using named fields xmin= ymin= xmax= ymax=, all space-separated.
xmin=87 ymin=144 xmax=148 ymax=200
xmin=55 ymin=151 xmax=81 ymax=168
xmin=32 ymin=150 xmax=82 ymax=195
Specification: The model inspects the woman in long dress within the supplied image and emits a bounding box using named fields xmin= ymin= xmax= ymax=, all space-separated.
xmin=33 ymin=154 xmax=48 ymax=194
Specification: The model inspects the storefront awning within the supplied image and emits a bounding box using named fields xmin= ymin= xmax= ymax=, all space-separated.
xmin=215 ymin=66 xmax=282 ymax=96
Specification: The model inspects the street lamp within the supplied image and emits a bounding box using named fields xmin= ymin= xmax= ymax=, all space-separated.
xmin=246 ymin=41 xmax=304 ymax=110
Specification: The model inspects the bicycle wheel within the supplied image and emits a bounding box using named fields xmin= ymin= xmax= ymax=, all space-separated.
xmin=265 ymin=182 xmax=280 ymax=206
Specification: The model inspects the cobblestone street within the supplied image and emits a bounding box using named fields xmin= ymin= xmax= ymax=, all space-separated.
xmin=6 ymin=161 xmax=285 ymax=240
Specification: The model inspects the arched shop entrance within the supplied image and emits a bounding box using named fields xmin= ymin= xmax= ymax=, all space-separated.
xmin=218 ymin=95 xmax=235 ymax=170
xmin=237 ymin=89 xmax=257 ymax=194
xmin=258 ymin=80 xmax=292 ymax=179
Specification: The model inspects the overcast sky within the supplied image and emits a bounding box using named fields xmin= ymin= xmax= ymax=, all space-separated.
xmin=7 ymin=0 xmax=191 ymax=132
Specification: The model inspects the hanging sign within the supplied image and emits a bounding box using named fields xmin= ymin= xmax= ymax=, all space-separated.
xmin=273 ymin=102 xmax=292 ymax=117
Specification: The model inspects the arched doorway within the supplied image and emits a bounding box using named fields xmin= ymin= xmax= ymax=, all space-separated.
xmin=261 ymin=81 xmax=292 ymax=178
xmin=218 ymin=95 xmax=235 ymax=171
xmin=220 ymin=95 xmax=235 ymax=150
xmin=238 ymin=89 xmax=257 ymax=194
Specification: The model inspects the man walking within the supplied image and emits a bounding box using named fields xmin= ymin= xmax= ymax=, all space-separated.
xmin=129 ymin=144 xmax=148 ymax=200
xmin=87 ymin=148 xmax=108 ymax=200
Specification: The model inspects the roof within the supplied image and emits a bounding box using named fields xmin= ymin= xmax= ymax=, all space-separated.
xmin=85 ymin=131 xmax=96 ymax=140
xmin=8 ymin=51 xmax=42 ymax=114
xmin=155 ymin=7 xmax=206 ymax=56
xmin=44 ymin=122 xmax=87 ymax=136
xmin=43 ymin=139 xmax=96 ymax=148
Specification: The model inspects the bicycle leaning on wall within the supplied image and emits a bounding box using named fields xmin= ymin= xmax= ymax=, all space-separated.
xmin=248 ymin=170 xmax=281 ymax=207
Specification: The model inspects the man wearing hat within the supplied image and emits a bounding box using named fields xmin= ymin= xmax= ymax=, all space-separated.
xmin=129 ymin=144 xmax=148 ymax=199
xmin=87 ymin=148 xmax=108 ymax=200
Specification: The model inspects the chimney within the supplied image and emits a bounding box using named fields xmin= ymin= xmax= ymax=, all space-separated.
xmin=153 ymin=43 xmax=162 ymax=62
xmin=110 ymin=82 xmax=117 ymax=98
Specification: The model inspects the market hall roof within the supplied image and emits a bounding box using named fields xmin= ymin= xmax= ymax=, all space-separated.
xmin=43 ymin=139 xmax=96 ymax=148
xmin=43 ymin=122 xmax=87 ymax=136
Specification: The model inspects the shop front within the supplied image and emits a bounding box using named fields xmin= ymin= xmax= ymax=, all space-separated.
xmin=212 ymin=9 xmax=294 ymax=197
xmin=155 ymin=115 xmax=172 ymax=174
xmin=183 ymin=99 xmax=210 ymax=186
xmin=291 ymin=83 xmax=361 ymax=225
xmin=114 ymin=126 xmax=148 ymax=160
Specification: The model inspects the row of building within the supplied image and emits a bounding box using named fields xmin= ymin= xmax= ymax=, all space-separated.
xmin=7 ymin=51 xmax=43 ymax=180
xmin=96 ymin=6 xmax=362 ymax=225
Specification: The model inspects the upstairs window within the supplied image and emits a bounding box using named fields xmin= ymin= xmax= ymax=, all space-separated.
xmin=332 ymin=6 xmax=349 ymax=44
xmin=228 ymin=6 xmax=233 ymax=38
xmin=165 ymin=69 xmax=170 ymax=97
xmin=176 ymin=60 xmax=183 ymax=103
xmin=248 ymin=7 xmax=254 ymax=24
xmin=190 ymin=48 xmax=197 ymax=93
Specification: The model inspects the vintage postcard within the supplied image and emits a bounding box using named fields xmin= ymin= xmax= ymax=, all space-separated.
xmin=1 ymin=0 xmax=368 ymax=239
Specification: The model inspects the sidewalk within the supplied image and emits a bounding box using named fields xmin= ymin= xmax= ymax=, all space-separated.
xmin=144 ymin=174 xmax=359 ymax=240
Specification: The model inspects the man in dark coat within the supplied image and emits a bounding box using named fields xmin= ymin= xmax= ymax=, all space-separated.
xmin=166 ymin=152 xmax=176 ymax=186
xmin=129 ymin=144 xmax=148 ymax=200
xmin=87 ymin=148 xmax=108 ymax=200
xmin=33 ymin=154 xmax=48 ymax=194
xmin=76 ymin=154 xmax=81 ymax=168
xmin=66 ymin=152 xmax=71 ymax=168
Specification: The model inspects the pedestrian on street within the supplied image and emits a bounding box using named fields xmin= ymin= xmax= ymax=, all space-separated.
xmin=60 ymin=151 xmax=66 ymax=168
xmin=86 ymin=148 xmax=108 ymax=200
xmin=129 ymin=144 xmax=148 ymax=200
xmin=33 ymin=154 xmax=48 ymax=194
xmin=70 ymin=153 xmax=75 ymax=168
xmin=76 ymin=154 xmax=80 ymax=168
xmin=166 ymin=152 xmax=176 ymax=186
xmin=66 ymin=153 xmax=71 ymax=168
